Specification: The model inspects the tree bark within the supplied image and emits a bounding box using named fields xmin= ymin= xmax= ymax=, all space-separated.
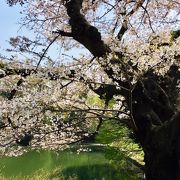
xmin=65 ymin=0 xmax=111 ymax=57
xmin=63 ymin=1 xmax=180 ymax=179
xmin=143 ymin=112 xmax=180 ymax=180
xmin=132 ymin=75 xmax=180 ymax=180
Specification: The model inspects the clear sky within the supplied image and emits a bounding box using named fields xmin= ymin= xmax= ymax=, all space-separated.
xmin=0 ymin=1 xmax=24 ymax=57
xmin=0 ymin=1 xmax=86 ymax=63
xmin=0 ymin=2 xmax=63 ymax=62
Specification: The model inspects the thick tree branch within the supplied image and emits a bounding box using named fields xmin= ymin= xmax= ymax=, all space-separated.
xmin=117 ymin=0 xmax=146 ymax=40
xmin=117 ymin=18 xmax=128 ymax=41
xmin=64 ymin=0 xmax=111 ymax=57
xmin=52 ymin=30 xmax=73 ymax=37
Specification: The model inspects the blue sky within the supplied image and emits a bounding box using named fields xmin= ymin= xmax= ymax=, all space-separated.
xmin=0 ymin=2 xmax=66 ymax=62
xmin=0 ymin=1 xmax=23 ymax=56
xmin=0 ymin=1 xmax=86 ymax=63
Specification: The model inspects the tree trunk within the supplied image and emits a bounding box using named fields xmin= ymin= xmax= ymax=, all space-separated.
xmin=144 ymin=148 xmax=179 ymax=180
xmin=63 ymin=2 xmax=180 ymax=179
xmin=143 ymin=124 xmax=180 ymax=180
xmin=131 ymin=73 xmax=180 ymax=180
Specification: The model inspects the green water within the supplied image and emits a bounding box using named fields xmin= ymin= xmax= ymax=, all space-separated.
xmin=0 ymin=147 xmax=138 ymax=179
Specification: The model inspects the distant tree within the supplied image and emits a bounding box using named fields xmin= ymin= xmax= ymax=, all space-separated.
xmin=1 ymin=0 xmax=180 ymax=179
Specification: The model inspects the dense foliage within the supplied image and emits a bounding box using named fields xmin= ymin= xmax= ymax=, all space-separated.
xmin=0 ymin=0 xmax=180 ymax=179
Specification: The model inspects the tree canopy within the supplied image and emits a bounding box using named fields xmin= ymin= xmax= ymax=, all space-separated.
xmin=0 ymin=1 xmax=180 ymax=179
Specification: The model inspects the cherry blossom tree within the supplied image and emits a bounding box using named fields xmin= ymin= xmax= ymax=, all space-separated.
xmin=1 ymin=0 xmax=180 ymax=179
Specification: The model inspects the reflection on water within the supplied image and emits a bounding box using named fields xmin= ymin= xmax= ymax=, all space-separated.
xmin=0 ymin=146 xmax=137 ymax=179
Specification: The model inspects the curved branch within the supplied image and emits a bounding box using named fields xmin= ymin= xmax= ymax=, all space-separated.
xmin=36 ymin=34 xmax=61 ymax=70
xmin=64 ymin=0 xmax=111 ymax=57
